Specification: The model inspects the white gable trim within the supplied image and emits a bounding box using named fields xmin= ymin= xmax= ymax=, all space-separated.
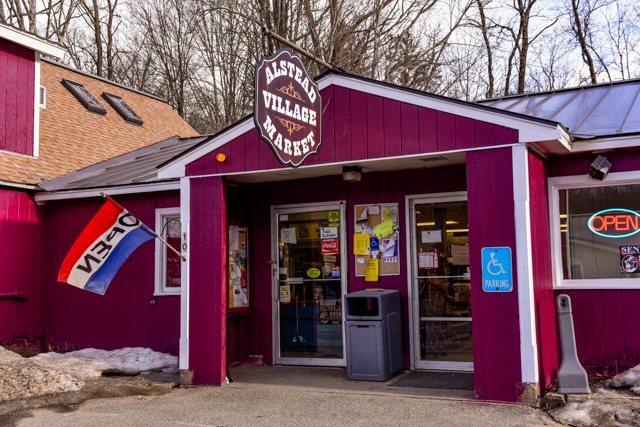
xmin=158 ymin=73 xmax=571 ymax=180
xmin=0 ymin=23 xmax=66 ymax=59
xmin=571 ymin=134 xmax=640 ymax=152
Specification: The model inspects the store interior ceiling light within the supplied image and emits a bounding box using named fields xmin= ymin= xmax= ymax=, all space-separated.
xmin=416 ymin=221 xmax=459 ymax=226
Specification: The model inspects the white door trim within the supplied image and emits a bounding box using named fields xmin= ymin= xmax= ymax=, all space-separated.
xmin=406 ymin=191 xmax=473 ymax=372
xmin=271 ymin=201 xmax=347 ymax=367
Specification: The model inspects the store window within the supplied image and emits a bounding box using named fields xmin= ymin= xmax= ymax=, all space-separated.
xmin=155 ymin=208 xmax=182 ymax=295
xmin=551 ymin=173 xmax=640 ymax=288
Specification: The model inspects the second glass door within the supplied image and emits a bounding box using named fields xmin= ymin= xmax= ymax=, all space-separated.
xmin=410 ymin=194 xmax=473 ymax=371
xmin=273 ymin=203 xmax=346 ymax=366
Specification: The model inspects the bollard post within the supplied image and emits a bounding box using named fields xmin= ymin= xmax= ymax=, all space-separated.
xmin=556 ymin=294 xmax=590 ymax=394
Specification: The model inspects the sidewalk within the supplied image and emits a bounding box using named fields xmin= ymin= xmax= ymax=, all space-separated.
xmin=7 ymin=365 xmax=560 ymax=427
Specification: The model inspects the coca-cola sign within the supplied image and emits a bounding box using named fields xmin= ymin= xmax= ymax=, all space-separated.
xmin=254 ymin=49 xmax=322 ymax=168
xmin=321 ymin=239 xmax=340 ymax=255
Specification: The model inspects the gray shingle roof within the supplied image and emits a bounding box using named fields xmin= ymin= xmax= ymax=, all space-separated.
xmin=477 ymin=79 xmax=640 ymax=140
xmin=39 ymin=135 xmax=212 ymax=191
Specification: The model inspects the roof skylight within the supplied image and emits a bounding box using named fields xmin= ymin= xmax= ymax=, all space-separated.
xmin=102 ymin=92 xmax=143 ymax=125
xmin=61 ymin=79 xmax=107 ymax=114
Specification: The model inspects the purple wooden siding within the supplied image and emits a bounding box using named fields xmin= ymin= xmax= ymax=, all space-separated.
xmin=45 ymin=191 xmax=180 ymax=354
xmin=189 ymin=176 xmax=227 ymax=385
xmin=185 ymin=87 xmax=519 ymax=176
xmin=0 ymin=39 xmax=35 ymax=156
xmin=0 ymin=189 xmax=47 ymax=348
xmin=528 ymin=150 xmax=558 ymax=392
xmin=549 ymin=149 xmax=640 ymax=370
xmin=466 ymin=147 xmax=521 ymax=402
xmin=230 ymin=166 xmax=467 ymax=369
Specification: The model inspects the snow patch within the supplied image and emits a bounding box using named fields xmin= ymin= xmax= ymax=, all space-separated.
xmin=36 ymin=347 xmax=178 ymax=375
xmin=610 ymin=363 xmax=640 ymax=393
xmin=0 ymin=347 xmax=83 ymax=403
xmin=0 ymin=346 xmax=178 ymax=403
xmin=549 ymin=399 xmax=594 ymax=426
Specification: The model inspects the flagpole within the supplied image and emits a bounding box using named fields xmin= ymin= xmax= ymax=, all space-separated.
xmin=101 ymin=192 xmax=186 ymax=261
xmin=157 ymin=235 xmax=187 ymax=261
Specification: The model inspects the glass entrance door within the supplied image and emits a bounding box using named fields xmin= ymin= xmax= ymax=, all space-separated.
xmin=409 ymin=194 xmax=473 ymax=371
xmin=272 ymin=203 xmax=346 ymax=366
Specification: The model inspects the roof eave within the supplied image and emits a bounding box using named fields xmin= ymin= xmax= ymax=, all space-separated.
xmin=0 ymin=23 xmax=66 ymax=59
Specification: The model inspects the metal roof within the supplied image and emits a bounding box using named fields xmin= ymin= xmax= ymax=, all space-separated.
xmin=477 ymin=78 xmax=640 ymax=140
xmin=39 ymin=134 xmax=212 ymax=191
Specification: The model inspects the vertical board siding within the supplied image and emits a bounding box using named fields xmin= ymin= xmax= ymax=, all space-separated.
xmin=0 ymin=40 xmax=35 ymax=156
xmin=466 ymin=148 xmax=520 ymax=402
xmin=0 ymin=189 xmax=46 ymax=348
xmin=350 ymin=90 xmax=368 ymax=160
xmin=44 ymin=191 xmax=181 ymax=354
xmin=383 ymin=99 xmax=401 ymax=157
xmin=189 ymin=176 xmax=227 ymax=385
xmin=527 ymin=151 xmax=559 ymax=392
xmin=189 ymin=87 xmax=506 ymax=175
xmin=334 ymin=86 xmax=351 ymax=162
xmin=549 ymin=149 xmax=640 ymax=370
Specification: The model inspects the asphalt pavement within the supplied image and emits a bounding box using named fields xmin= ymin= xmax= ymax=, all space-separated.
xmin=10 ymin=365 xmax=560 ymax=427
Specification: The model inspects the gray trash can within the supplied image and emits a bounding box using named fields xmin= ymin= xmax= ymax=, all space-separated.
xmin=345 ymin=289 xmax=403 ymax=381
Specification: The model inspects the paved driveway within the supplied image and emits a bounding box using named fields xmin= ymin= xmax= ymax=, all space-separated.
xmin=11 ymin=366 xmax=559 ymax=427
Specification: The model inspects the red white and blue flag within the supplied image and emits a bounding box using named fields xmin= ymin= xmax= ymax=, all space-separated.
xmin=58 ymin=195 xmax=157 ymax=295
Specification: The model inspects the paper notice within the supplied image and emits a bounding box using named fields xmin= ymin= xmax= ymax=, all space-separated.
xmin=320 ymin=226 xmax=339 ymax=239
xmin=357 ymin=207 xmax=368 ymax=221
xmin=280 ymin=286 xmax=291 ymax=303
xmin=365 ymin=259 xmax=379 ymax=282
xmin=381 ymin=236 xmax=397 ymax=256
xmin=451 ymin=245 xmax=470 ymax=265
xmin=419 ymin=252 xmax=437 ymax=269
xmin=354 ymin=234 xmax=370 ymax=255
xmin=383 ymin=206 xmax=396 ymax=223
xmin=368 ymin=206 xmax=380 ymax=215
xmin=281 ymin=227 xmax=297 ymax=244
xmin=421 ymin=229 xmax=442 ymax=244
xmin=373 ymin=220 xmax=394 ymax=239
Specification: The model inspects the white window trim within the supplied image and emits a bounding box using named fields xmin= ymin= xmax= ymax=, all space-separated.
xmin=155 ymin=207 xmax=182 ymax=296
xmin=549 ymin=170 xmax=640 ymax=289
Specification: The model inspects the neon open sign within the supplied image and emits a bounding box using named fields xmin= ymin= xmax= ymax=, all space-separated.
xmin=588 ymin=208 xmax=640 ymax=238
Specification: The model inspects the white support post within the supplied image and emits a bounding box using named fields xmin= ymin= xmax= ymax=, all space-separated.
xmin=179 ymin=177 xmax=190 ymax=370
xmin=512 ymin=145 xmax=539 ymax=384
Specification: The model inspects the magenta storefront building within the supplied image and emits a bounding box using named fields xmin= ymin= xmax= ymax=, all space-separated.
xmin=37 ymin=71 xmax=640 ymax=403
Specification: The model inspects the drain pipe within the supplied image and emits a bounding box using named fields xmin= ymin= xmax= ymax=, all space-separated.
xmin=556 ymin=294 xmax=590 ymax=394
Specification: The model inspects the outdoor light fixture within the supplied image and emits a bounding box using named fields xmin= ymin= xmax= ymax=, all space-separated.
xmin=342 ymin=165 xmax=362 ymax=182
xmin=588 ymin=155 xmax=611 ymax=181
xmin=215 ymin=153 xmax=227 ymax=163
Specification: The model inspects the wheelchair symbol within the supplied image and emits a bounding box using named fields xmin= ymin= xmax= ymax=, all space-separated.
xmin=487 ymin=252 xmax=506 ymax=276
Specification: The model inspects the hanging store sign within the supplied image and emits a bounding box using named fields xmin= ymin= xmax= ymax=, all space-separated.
xmin=588 ymin=208 xmax=640 ymax=238
xmin=254 ymin=49 xmax=321 ymax=168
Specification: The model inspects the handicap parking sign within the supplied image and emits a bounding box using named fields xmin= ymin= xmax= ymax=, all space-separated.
xmin=481 ymin=247 xmax=513 ymax=292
